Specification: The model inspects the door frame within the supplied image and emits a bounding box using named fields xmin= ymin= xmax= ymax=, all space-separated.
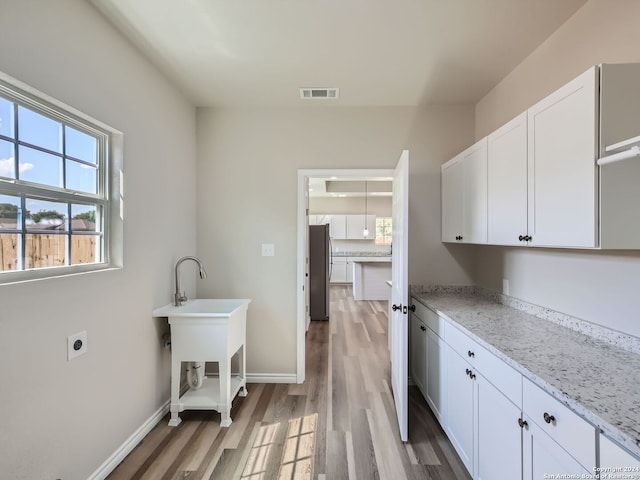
xmin=296 ymin=168 xmax=394 ymax=383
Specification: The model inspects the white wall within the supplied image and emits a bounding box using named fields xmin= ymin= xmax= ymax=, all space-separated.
xmin=0 ymin=2 xmax=197 ymax=479
xmin=473 ymin=0 xmax=640 ymax=337
xmin=196 ymin=106 xmax=475 ymax=376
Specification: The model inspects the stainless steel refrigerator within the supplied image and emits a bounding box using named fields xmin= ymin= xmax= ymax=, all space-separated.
xmin=309 ymin=224 xmax=331 ymax=320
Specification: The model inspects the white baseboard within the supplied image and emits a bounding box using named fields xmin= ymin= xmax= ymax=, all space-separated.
xmin=87 ymin=399 xmax=170 ymax=480
xmin=247 ymin=373 xmax=297 ymax=384
xmin=89 ymin=373 xmax=296 ymax=479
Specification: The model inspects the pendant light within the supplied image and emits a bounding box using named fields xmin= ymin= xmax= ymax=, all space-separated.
xmin=363 ymin=180 xmax=369 ymax=238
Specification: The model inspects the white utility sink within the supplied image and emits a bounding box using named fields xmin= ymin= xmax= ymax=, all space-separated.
xmin=153 ymin=298 xmax=251 ymax=318
xmin=153 ymin=298 xmax=251 ymax=427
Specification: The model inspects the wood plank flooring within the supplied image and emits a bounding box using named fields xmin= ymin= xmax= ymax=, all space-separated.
xmin=107 ymin=286 xmax=470 ymax=480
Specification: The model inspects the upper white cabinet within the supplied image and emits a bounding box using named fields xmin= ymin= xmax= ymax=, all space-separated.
xmin=487 ymin=112 xmax=529 ymax=245
xmin=442 ymin=138 xmax=488 ymax=244
xmin=329 ymin=215 xmax=347 ymax=239
xmin=527 ymin=66 xmax=599 ymax=248
xmin=446 ymin=63 xmax=640 ymax=249
xmin=346 ymin=214 xmax=376 ymax=240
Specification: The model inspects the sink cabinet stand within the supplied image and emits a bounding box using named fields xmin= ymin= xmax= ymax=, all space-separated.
xmin=167 ymin=306 xmax=248 ymax=427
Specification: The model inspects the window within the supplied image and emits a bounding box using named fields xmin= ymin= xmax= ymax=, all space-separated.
xmin=375 ymin=217 xmax=392 ymax=245
xmin=0 ymin=72 xmax=123 ymax=283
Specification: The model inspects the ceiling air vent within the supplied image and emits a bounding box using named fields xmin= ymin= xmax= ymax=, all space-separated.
xmin=300 ymin=88 xmax=339 ymax=99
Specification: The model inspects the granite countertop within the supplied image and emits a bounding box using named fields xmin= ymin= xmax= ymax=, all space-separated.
xmin=412 ymin=290 xmax=640 ymax=457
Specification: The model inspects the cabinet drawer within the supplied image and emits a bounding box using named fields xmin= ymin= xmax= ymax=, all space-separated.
xmin=445 ymin=322 xmax=521 ymax=406
xmin=411 ymin=299 xmax=445 ymax=338
xmin=523 ymin=378 xmax=595 ymax=470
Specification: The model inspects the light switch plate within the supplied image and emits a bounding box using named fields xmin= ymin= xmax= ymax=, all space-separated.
xmin=262 ymin=243 xmax=275 ymax=256
xmin=68 ymin=331 xmax=88 ymax=360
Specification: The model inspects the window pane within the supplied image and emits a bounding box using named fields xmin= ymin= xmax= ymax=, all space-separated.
xmin=18 ymin=145 xmax=63 ymax=187
xmin=0 ymin=233 xmax=20 ymax=271
xmin=24 ymin=233 xmax=66 ymax=269
xmin=71 ymin=204 xmax=97 ymax=232
xmin=0 ymin=98 xmax=14 ymax=138
xmin=65 ymin=126 xmax=97 ymax=164
xmin=70 ymin=234 xmax=99 ymax=265
xmin=0 ymin=194 xmax=21 ymax=229
xmin=66 ymin=159 xmax=97 ymax=194
xmin=0 ymin=139 xmax=15 ymax=179
xmin=25 ymin=198 xmax=67 ymax=231
xmin=18 ymin=106 xmax=62 ymax=153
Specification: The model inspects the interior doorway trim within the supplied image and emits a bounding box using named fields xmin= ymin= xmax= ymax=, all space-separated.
xmin=296 ymin=168 xmax=394 ymax=383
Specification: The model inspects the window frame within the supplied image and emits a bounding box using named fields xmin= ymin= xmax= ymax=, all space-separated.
xmin=0 ymin=71 xmax=123 ymax=284
xmin=375 ymin=216 xmax=392 ymax=245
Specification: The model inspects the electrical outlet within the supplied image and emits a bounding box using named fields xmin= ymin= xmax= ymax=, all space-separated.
xmin=68 ymin=331 xmax=87 ymax=360
xmin=261 ymin=243 xmax=275 ymax=256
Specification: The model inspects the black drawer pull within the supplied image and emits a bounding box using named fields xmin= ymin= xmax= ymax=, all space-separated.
xmin=467 ymin=350 xmax=474 ymax=358
xmin=518 ymin=418 xmax=528 ymax=428
xmin=543 ymin=412 xmax=555 ymax=424
xmin=420 ymin=325 xmax=426 ymax=332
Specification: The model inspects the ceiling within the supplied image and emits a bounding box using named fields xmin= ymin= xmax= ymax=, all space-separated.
xmin=90 ymin=0 xmax=587 ymax=108
xmin=309 ymin=178 xmax=392 ymax=198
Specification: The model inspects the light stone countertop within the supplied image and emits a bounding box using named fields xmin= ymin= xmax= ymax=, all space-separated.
xmin=412 ymin=290 xmax=640 ymax=458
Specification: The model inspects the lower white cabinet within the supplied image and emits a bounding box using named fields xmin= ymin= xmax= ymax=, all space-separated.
xmin=599 ymin=434 xmax=640 ymax=473
xmin=425 ymin=327 xmax=445 ymax=422
xmin=476 ymin=374 xmax=522 ymax=480
xmin=330 ymin=257 xmax=347 ymax=283
xmin=445 ymin=346 xmax=475 ymax=473
xmin=522 ymin=418 xmax=590 ymax=480
xmin=411 ymin=314 xmax=427 ymax=395
xmin=410 ymin=300 xmax=446 ymax=424
xmin=412 ymin=298 xmax=604 ymax=480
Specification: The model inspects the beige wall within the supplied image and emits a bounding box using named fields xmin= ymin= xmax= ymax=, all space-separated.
xmin=0 ymin=2 xmax=197 ymax=479
xmin=473 ymin=0 xmax=640 ymax=337
xmin=196 ymin=106 xmax=476 ymax=376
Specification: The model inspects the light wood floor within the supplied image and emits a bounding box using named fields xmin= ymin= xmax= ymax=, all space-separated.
xmin=107 ymin=286 xmax=470 ymax=480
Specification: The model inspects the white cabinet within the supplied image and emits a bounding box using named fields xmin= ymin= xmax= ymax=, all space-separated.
xmin=476 ymin=374 xmax=522 ymax=480
xmin=346 ymin=214 xmax=376 ymax=240
xmin=522 ymin=377 xmax=595 ymax=479
xmin=410 ymin=314 xmax=427 ymax=395
xmin=330 ymin=257 xmax=347 ymax=283
xmin=487 ymin=112 xmax=529 ymax=245
xmin=527 ymin=66 xmax=599 ymax=248
xmin=442 ymin=138 xmax=488 ymax=244
xmin=599 ymin=434 xmax=640 ymax=473
xmin=523 ymin=418 xmax=590 ymax=480
xmin=329 ymin=215 xmax=347 ymax=239
xmin=426 ymin=327 xmax=446 ymax=422
xmin=410 ymin=299 xmax=446 ymax=424
xmin=445 ymin=345 xmax=475 ymax=473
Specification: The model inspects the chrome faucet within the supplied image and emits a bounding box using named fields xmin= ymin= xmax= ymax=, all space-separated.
xmin=174 ymin=256 xmax=208 ymax=306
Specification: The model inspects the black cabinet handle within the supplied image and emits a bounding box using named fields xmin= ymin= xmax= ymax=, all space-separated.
xmin=518 ymin=418 xmax=528 ymax=428
xmin=543 ymin=412 xmax=555 ymax=424
xmin=465 ymin=368 xmax=471 ymax=376
xmin=420 ymin=325 xmax=426 ymax=332
xmin=519 ymin=235 xmax=524 ymax=241
xmin=470 ymin=372 xmax=476 ymax=380
xmin=408 ymin=304 xmax=416 ymax=312
xmin=392 ymin=304 xmax=402 ymax=311
xmin=467 ymin=350 xmax=474 ymax=358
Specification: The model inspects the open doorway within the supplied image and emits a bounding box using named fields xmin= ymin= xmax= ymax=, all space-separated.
xmin=296 ymin=168 xmax=394 ymax=383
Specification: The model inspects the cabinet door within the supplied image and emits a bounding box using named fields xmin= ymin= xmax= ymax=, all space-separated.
xmin=346 ymin=257 xmax=353 ymax=284
xmin=476 ymin=374 xmax=522 ymax=480
xmin=445 ymin=346 xmax=474 ymax=474
xmin=527 ymin=66 xmax=598 ymax=248
xmin=330 ymin=258 xmax=347 ymax=283
xmin=442 ymin=156 xmax=463 ymax=242
xmin=330 ymin=215 xmax=347 ymax=239
xmin=426 ymin=327 xmax=446 ymax=424
xmin=410 ymin=315 xmax=427 ymax=397
xmin=462 ymin=138 xmax=488 ymax=244
xmin=523 ymin=417 xmax=590 ymax=480
xmin=488 ymin=112 xmax=529 ymax=246
xmin=308 ymin=215 xmax=319 ymax=225
xmin=600 ymin=434 xmax=640 ymax=472
xmin=346 ymin=214 xmax=376 ymax=239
